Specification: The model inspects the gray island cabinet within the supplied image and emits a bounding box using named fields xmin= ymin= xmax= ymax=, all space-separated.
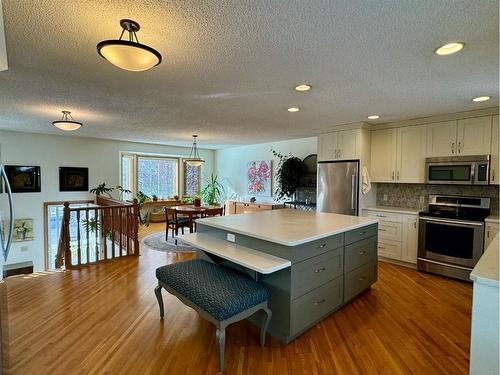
xmin=179 ymin=209 xmax=378 ymax=343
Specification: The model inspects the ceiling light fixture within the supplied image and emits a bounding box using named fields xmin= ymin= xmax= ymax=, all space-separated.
xmin=52 ymin=111 xmax=82 ymax=131
xmin=434 ymin=42 xmax=464 ymax=56
xmin=185 ymin=135 xmax=205 ymax=167
xmin=97 ymin=19 xmax=162 ymax=72
xmin=295 ymin=84 xmax=311 ymax=92
xmin=367 ymin=115 xmax=380 ymax=120
xmin=472 ymin=96 xmax=491 ymax=102
xmin=287 ymin=107 xmax=300 ymax=112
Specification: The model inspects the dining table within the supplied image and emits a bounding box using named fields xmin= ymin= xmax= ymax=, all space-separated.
xmin=170 ymin=205 xmax=211 ymax=233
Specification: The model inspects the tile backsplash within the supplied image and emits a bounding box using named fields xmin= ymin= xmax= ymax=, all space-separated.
xmin=376 ymin=183 xmax=499 ymax=215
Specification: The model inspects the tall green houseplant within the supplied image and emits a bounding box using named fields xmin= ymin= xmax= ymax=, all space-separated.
xmin=200 ymin=174 xmax=225 ymax=205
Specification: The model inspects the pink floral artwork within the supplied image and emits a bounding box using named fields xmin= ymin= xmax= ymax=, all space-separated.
xmin=246 ymin=160 xmax=272 ymax=196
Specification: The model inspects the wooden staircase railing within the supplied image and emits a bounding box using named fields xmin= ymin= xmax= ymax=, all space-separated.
xmin=55 ymin=196 xmax=140 ymax=269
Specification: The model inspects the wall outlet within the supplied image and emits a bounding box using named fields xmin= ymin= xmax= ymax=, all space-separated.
xmin=383 ymin=194 xmax=388 ymax=202
xmin=419 ymin=196 xmax=425 ymax=204
xmin=20 ymin=245 xmax=29 ymax=252
xmin=227 ymin=233 xmax=236 ymax=243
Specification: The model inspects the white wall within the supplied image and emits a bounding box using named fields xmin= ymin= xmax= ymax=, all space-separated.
xmin=0 ymin=130 xmax=214 ymax=271
xmin=214 ymin=137 xmax=317 ymax=202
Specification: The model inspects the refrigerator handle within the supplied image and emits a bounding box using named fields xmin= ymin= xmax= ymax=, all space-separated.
xmin=0 ymin=165 xmax=14 ymax=261
xmin=351 ymin=174 xmax=356 ymax=213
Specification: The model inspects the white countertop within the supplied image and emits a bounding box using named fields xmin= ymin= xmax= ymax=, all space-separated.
xmin=470 ymin=233 xmax=499 ymax=288
xmin=178 ymin=233 xmax=291 ymax=274
xmin=485 ymin=215 xmax=500 ymax=224
xmin=196 ymin=209 xmax=378 ymax=246
xmin=363 ymin=206 xmax=420 ymax=215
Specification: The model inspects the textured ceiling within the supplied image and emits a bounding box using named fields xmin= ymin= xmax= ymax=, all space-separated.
xmin=0 ymin=0 xmax=498 ymax=149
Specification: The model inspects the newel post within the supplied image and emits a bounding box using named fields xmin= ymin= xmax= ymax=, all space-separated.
xmin=63 ymin=202 xmax=72 ymax=270
xmin=132 ymin=199 xmax=140 ymax=256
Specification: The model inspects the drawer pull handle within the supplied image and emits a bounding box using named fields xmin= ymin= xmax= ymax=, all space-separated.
xmin=378 ymin=246 xmax=386 ymax=250
xmin=314 ymin=267 xmax=326 ymax=273
xmin=379 ymin=229 xmax=386 ymax=232
xmin=314 ymin=299 xmax=326 ymax=306
xmin=358 ymin=277 xmax=366 ymax=281
xmin=375 ymin=214 xmax=386 ymax=218
xmin=359 ymin=251 xmax=366 ymax=255
xmin=359 ymin=231 xmax=366 ymax=236
xmin=317 ymin=244 xmax=326 ymax=248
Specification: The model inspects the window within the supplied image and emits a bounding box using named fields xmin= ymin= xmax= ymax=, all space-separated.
xmin=120 ymin=153 xmax=202 ymax=199
xmin=137 ymin=156 xmax=178 ymax=198
xmin=184 ymin=162 xmax=201 ymax=196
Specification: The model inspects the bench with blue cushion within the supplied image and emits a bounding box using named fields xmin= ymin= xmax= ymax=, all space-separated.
xmin=155 ymin=259 xmax=272 ymax=373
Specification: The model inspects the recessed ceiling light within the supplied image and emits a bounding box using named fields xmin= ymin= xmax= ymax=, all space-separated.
xmin=367 ymin=115 xmax=380 ymax=120
xmin=472 ymin=96 xmax=491 ymax=102
xmin=434 ymin=42 xmax=464 ymax=56
xmin=295 ymin=84 xmax=311 ymax=92
xmin=287 ymin=107 xmax=300 ymax=112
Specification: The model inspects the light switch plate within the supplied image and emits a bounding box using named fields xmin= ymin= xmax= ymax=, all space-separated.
xmin=20 ymin=246 xmax=29 ymax=252
xmin=383 ymin=194 xmax=388 ymax=202
xmin=227 ymin=233 xmax=236 ymax=242
xmin=419 ymin=196 xmax=425 ymax=204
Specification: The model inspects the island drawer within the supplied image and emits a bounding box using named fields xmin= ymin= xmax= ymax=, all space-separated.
xmin=344 ymin=236 xmax=377 ymax=273
xmin=291 ymin=248 xmax=343 ymax=298
xmin=344 ymin=263 xmax=374 ymax=302
xmin=344 ymin=224 xmax=378 ymax=245
xmin=291 ymin=234 xmax=343 ymax=262
xmin=291 ymin=276 xmax=343 ymax=335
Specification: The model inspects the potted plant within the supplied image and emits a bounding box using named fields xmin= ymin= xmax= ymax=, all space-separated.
xmin=136 ymin=191 xmax=152 ymax=226
xmin=152 ymin=194 xmax=159 ymax=202
xmin=194 ymin=195 xmax=202 ymax=207
xmin=200 ymin=173 xmax=225 ymax=206
xmin=90 ymin=183 xmax=114 ymax=197
xmin=116 ymin=185 xmax=132 ymax=201
xmin=271 ymin=149 xmax=306 ymax=200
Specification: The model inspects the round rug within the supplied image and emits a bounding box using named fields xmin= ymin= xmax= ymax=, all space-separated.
xmin=141 ymin=231 xmax=197 ymax=253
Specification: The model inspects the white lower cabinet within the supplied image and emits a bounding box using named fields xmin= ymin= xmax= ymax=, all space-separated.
xmin=484 ymin=222 xmax=500 ymax=249
xmin=363 ymin=209 xmax=418 ymax=264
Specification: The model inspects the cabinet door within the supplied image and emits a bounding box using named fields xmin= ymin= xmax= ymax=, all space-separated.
xmin=490 ymin=115 xmax=499 ymax=185
xmin=396 ymin=125 xmax=427 ymax=183
xmin=426 ymin=121 xmax=457 ymax=157
xmin=318 ymin=133 xmax=337 ymax=161
xmin=337 ymin=129 xmax=359 ymax=160
xmin=401 ymin=215 xmax=418 ymax=264
xmin=457 ymin=116 xmax=492 ymax=155
xmin=484 ymin=223 xmax=499 ymax=249
xmin=370 ymin=128 xmax=397 ymax=182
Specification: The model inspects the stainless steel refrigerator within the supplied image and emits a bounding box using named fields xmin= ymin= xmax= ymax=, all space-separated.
xmin=316 ymin=161 xmax=359 ymax=215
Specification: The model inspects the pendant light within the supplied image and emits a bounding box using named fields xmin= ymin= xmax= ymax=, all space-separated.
xmin=185 ymin=135 xmax=205 ymax=167
xmin=97 ymin=19 xmax=162 ymax=72
xmin=52 ymin=111 xmax=82 ymax=131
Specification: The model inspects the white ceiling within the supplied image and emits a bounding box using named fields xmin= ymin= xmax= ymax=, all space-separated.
xmin=0 ymin=0 xmax=498 ymax=149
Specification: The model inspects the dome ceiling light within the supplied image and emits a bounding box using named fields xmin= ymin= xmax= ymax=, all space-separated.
xmin=97 ymin=19 xmax=162 ymax=72
xmin=185 ymin=135 xmax=205 ymax=167
xmin=52 ymin=111 xmax=82 ymax=131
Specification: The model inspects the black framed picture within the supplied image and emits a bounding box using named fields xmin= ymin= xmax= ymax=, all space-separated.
xmin=59 ymin=167 xmax=89 ymax=192
xmin=4 ymin=166 xmax=41 ymax=193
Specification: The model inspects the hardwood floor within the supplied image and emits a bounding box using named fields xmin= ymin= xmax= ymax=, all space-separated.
xmin=1 ymin=224 xmax=472 ymax=374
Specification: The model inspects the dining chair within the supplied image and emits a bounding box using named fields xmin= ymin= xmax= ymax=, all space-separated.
xmin=164 ymin=207 xmax=190 ymax=241
xmin=203 ymin=207 xmax=224 ymax=217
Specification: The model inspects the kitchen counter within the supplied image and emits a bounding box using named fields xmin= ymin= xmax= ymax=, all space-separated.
xmin=188 ymin=209 xmax=379 ymax=343
xmin=195 ymin=209 xmax=378 ymax=246
xmin=485 ymin=215 xmax=500 ymax=224
xmin=364 ymin=206 xmax=420 ymax=215
xmin=470 ymin=233 xmax=499 ymax=288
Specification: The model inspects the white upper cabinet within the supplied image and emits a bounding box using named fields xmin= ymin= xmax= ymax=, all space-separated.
xmin=318 ymin=129 xmax=359 ymax=161
xmin=396 ymin=125 xmax=427 ymax=183
xmin=491 ymin=115 xmax=499 ymax=185
xmin=456 ymin=116 xmax=492 ymax=156
xmin=426 ymin=121 xmax=457 ymax=157
xmin=370 ymin=128 xmax=397 ymax=182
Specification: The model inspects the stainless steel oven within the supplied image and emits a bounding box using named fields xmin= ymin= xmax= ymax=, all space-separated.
xmin=417 ymin=195 xmax=490 ymax=281
xmin=425 ymin=155 xmax=490 ymax=185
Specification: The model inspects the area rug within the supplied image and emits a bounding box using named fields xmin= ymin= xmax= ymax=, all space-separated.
xmin=141 ymin=231 xmax=197 ymax=253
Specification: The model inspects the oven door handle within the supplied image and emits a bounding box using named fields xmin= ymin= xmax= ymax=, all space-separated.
xmin=419 ymin=216 xmax=484 ymax=227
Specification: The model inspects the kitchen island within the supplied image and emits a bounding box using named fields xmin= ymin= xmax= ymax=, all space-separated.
xmin=179 ymin=209 xmax=378 ymax=343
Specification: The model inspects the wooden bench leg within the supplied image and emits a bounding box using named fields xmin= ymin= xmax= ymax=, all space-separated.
xmin=154 ymin=285 xmax=164 ymax=319
xmin=215 ymin=325 xmax=226 ymax=373
xmin=260 ymin=306 xmax=272 ymax=347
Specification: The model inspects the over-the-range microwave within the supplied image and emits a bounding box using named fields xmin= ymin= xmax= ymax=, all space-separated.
xmin=425 ymin=155 xmax=490 ymax=185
